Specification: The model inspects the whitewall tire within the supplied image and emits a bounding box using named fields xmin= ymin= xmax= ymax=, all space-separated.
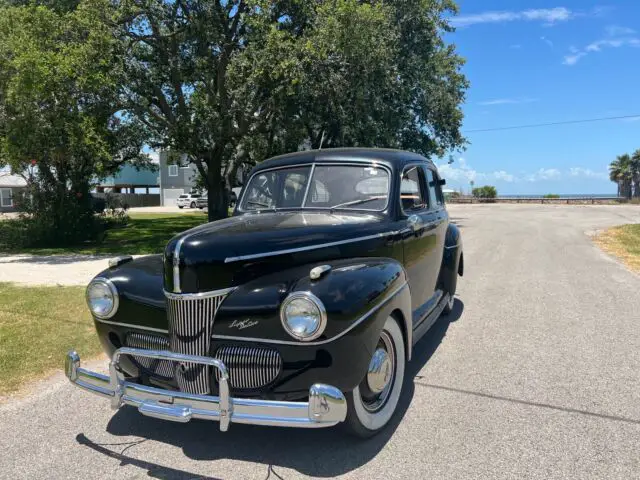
xmin=345 ymin=315 xmax=405 ymax=437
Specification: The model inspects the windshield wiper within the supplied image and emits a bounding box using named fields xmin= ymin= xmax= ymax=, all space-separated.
xmin=329 ymin=196 xmax=384 ymax=212
xmin=246 ymin=200 xmax=276 ymax=210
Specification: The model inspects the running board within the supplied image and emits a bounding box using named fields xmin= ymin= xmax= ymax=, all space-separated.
xmin=412 ymin=292 xmax=449 ymax=346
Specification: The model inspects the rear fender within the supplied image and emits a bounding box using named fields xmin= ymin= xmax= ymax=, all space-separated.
xmin=438 ymin=223 xmax=463 ymax=295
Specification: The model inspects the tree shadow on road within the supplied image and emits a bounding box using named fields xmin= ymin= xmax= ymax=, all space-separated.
xmin=77 ymin=300 xmax=465 ymax=479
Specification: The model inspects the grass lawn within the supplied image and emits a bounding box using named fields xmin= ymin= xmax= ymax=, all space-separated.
xmin=1 ymin=212 xmax=208 ymax=256
xmin=594 ymin=224 xmax=640 ymax=273
xmin=0 ymin=282 xmax=102 ymax=396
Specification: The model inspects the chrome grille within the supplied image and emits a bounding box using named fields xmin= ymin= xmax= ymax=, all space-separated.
xmin=214 ymin=345 xmax=282 ymax=390
xmin=125 ymin=333 xmax=173 ymax=379
xmin=166 ymin=289 xmax=232 ymax=394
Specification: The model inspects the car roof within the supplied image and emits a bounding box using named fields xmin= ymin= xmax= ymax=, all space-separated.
xmin=252 ymin=148 xmax=432 ymax=173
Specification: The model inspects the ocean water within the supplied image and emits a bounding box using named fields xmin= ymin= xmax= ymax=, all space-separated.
xmin=497 ymin=194 xmax=619 ymax=199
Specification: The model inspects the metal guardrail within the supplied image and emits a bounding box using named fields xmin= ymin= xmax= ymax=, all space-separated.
xmin=448 ymin=196 xmax=624 ymax=204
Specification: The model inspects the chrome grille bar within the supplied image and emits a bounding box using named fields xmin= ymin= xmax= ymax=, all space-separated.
xmin=125 ymin=333 xmax=173 ymax=379
xmin=165 ymin=288 xmax=234 ymax=395
xmin=214 ymin=345 xmax=282 ymax=390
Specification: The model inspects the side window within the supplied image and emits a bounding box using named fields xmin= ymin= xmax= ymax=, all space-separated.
xmin=425 ymin=168 xmax=444 ymax=208
xmin=400 ymin=165 xmax=428 ymax=212
xmin=168 ymin=165 xmax=178 ymax=177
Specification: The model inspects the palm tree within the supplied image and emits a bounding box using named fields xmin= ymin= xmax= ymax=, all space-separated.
xmin=631 ymin=149 xmax=640 ymax=198
xmin=609 ymin=154 xmax=633 ymax=199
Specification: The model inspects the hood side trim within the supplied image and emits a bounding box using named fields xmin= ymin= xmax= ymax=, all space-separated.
xmin=224 ymin=230 xmax=399 ymax=264
xmin=173 ymin=235 xmax=187 ymax=293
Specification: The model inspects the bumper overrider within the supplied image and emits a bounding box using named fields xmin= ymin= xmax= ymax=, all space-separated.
xmin=65 ymin=347 xmax=347 ymax=431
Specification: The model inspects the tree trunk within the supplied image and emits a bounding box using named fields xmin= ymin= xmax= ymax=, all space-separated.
xmin=206 ymin=151 xmax=229 ymax=222
xmin=634 ymin=180 xmax=640 ymax=198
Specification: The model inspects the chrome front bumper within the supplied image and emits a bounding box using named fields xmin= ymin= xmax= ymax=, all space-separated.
xmin=65 ymin=347 xmax=347 ymax=431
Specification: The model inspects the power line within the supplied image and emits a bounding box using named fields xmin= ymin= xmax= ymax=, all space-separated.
xmin=464 ymin=114 xmax=640 ymax=133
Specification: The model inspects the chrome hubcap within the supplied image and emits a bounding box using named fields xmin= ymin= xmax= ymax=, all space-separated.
xmin=367 ymin=348 xmax=392 ymax=393
xmin=360 ymin=330 xmax=396 ymax=413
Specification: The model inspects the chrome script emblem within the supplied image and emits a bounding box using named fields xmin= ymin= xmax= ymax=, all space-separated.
xmin=229 ymin=319 xmax=258 ymax=330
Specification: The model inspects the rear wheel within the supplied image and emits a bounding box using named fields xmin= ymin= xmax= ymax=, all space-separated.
xmin=442 ymin=292 xmax=455 ymax=315
xmin=344 ymin=315 xmax=405 ymax=438
xmin=178 ymin=206 xmax=184 ymax=209
xmin=190 ymin=202 xmax=196 ymax=208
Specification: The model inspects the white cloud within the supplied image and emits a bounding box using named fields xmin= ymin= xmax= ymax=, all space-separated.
xmin=510 ymin=44 xmax=522 ymax=49
xmin=478 ymin=97 xmax=538 ymax=106
xmin=606 ymin=25 xmax=636 ymax=36
xmin=563 ymin=52 xmax=587 ymax=65
xmin=437 ymin=157 xmax=477 ymax=183
xmin=492 ymin=170 xmax=516 ymax=182
xmin=452 ymin=7 xmax=573 ymax=27
xmin=564 ymin=27 xmax=640 ymax=65
xmin=437 ymin=159 xmax=611 ymax=187
xmin=569 ymin=167 xmax=608 ymax=180
xmin=525 ymin=168 xmax=562 ymax=182
xmin=541 ymin=36 xmax=554 ymax=47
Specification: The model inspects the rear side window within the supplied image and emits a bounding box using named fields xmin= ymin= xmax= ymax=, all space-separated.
xmin=425 ymin=168 xmax=444 ymax=208
xmin=400 ymin=165 xmax=428 ymax=211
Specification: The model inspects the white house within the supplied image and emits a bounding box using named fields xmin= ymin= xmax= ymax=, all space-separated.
xmin=0 ymin=173 xmax=27 ymax=213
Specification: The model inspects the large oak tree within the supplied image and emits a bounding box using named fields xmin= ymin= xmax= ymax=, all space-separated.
xmin=116 ymin=0 xmax=468 ymax=220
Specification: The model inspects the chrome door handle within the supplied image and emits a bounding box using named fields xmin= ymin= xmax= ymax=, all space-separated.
xmin=408 ymin=214 xmax=423 ymax=232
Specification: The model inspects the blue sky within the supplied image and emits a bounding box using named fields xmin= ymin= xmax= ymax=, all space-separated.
xmin=437 ymin=1 xmax=640 ymax=194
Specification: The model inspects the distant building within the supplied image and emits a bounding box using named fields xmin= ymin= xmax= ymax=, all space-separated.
xmin=158 ymin=151 xmax=247 ymax=206
xmin=159 ymin=151 xmax=200 ymax=206
xmin=0 ymin=174 xmax=27 ymax=213
xmin=96 ymin=164 xmax=159 ymax=194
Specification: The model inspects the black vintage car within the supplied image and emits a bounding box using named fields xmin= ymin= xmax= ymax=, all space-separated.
xmin=66 ymin=148 xmax=463 ymax=437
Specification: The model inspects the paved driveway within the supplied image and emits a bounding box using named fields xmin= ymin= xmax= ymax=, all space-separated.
xmin=1 ymin=204 xmax=640 ymax=479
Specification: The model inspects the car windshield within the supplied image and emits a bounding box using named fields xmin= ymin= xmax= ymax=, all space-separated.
xmin=240 ymin=164 xmax=390 ymax=212
xmin=178 ymin=195 xmax=188 ymax=198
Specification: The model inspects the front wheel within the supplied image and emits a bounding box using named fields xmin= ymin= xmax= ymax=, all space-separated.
xmin=344 ymin=315 xmax=405 ymax=438
xmin=190 ymin=202 xmax=196 ymax=208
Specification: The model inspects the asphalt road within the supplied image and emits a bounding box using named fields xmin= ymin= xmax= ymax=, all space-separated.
xmin=2 ymin=204 xmax=640 ymax=480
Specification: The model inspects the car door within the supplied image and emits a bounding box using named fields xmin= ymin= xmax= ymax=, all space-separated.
xmin=400 ymin=163 xmax=439 ymax=321
xmin=423 ymin=164 xmax=448 ymax=286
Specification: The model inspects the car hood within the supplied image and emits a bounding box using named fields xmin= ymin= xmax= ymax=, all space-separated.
xmin=164 ymin=210 xmax=391 ymax=293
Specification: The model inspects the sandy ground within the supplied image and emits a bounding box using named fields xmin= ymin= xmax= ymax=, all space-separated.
xmin=1 ymin=204 xmax=640 ymax=479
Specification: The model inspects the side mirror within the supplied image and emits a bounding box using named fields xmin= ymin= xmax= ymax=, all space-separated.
xmin=438 ymin=178 xmax=446 ymax=186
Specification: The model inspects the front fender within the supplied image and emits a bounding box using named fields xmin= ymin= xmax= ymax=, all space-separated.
xmin=213 ymin=257 xmax=410 ymax=349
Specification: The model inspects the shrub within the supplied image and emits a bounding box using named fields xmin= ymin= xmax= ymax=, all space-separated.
xmin=472 ymin=185 xmax=497 ymax=199
xmin=543 ymin=194 xmax=560 ymax=199
xmin=91 ymin=195 xmax=106 ymax=214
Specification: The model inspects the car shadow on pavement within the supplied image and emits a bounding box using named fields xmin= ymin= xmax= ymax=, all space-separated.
xmin=77 ymin=300 xmax=465 ymax=479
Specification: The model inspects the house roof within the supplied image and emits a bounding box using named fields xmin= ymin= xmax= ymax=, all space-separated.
xmin=0 ymin=174 xmax=27 ymax=188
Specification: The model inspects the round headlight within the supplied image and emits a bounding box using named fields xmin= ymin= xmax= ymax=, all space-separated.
xmin=280 ymin=292 xmax=327 ymax=341
xmin=86 ymin=279 xmax=119 ymax=319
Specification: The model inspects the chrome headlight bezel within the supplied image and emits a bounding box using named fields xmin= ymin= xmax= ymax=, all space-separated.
xmin=280 ymin=291 xmax=327 ymax=342
xmin=85 ymin=278 xmax=119 ymax=319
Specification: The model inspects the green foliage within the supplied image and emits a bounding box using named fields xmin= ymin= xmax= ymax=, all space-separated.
xmin=1 ymin=213 xmax=205 ymax=255
xmin=116 ymin=0 xmax=468 ymax=220
xmin=543 ymin=194 xmax=560 ymax=199
xmin=472 ymin=185 xmax=497 ymax=199
xmin=0 ymin=0 xmax=151 ymax=246
xmin=609 ymin=151 xmax=640 ymax=199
